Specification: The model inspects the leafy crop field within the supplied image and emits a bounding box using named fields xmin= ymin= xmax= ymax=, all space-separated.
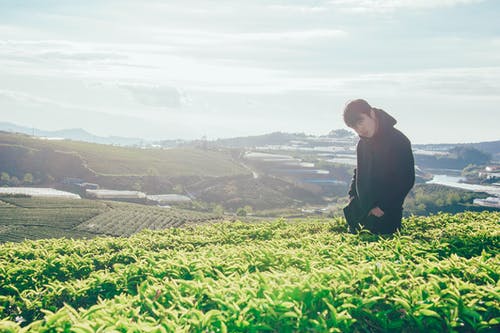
xmin=75 ymin=201 xmax=223 ymax=237
xmin=0 ymin=197 xmax=222 ymax=242
xmin=1 ymin=212 xmax=499 ymax=332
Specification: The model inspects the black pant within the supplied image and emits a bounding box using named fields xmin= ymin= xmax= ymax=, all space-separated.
xmin=344 ymin=198 xmax=402 ymax=235
xmin=360 ymin=208 xmax=402 ymax=234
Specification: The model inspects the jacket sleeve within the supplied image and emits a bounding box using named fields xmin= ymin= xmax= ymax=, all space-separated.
xmin=378 ymin=136 xmax=415 ymax=211
xmin=348 ymin=168 xmax=358 ymax=198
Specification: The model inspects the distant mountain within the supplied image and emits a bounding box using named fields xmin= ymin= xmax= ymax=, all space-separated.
xmin=212 ymin=130 xmax=358 ymax=149
xmin=213 ymin=132 xmax=314 ymax=148
xmin=414 ymin=140 xmax=500 ymax=162
xmin=326 ymin=129 xmax=356 ymax=138
xmin=3 ymin=121 xmax=497 ymax=155
xmin=414 ymin=141 xmax=500 ymax=154
xmin=0 ymin=122 xmax=146 ymax=146
xmin=467 ymin=141 xmax=500 ymax=156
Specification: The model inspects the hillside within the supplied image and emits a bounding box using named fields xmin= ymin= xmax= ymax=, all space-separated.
xmin=0 ymin=132 xmax=332 ymax=210
xmin=0 ymin=211 xmax=499 ymax=332
xmin=185 ymin=174 xmax=326 ymax=210
xmin=0 ymin=132 xmax=248 ymax=178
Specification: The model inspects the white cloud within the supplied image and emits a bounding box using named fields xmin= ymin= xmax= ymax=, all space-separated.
xmin=37 ymin=51 xmax=127 ymax=62
xmin=342 ymin=67 xmax=500 ymax=97
xmin=0 ymin=39 xmax=286 ymax=93
xmin=118 ymin=83 xmax=183 ymax=108
xmin=0 ymin=40 xmax=127 ymax=61
xmin=237 ymin=29 xmax=348 ymax=41
xmin=328 ymin=0 xmax=484 ymax=12
xmin=0 ymin=24 xmax=47 ymax=39
xmin=2 ymin=37 xmax=499 ymax=98
xmin=0 ymin=88 xmax=114 ymax=114
xmin=267 ymin=5 xmax=329 ymax=13
xmin=145 ymin=28 xmax=348 ymax=46
xmin=184 ymin=66 xmax=500 ymax=97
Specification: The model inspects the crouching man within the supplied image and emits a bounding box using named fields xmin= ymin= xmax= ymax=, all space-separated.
xmin=342 ymin=99 xmax=415 ymax=235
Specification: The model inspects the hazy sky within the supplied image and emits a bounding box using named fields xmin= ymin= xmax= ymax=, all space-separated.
xmin=1 ymin=0 xmax=499 ymax=143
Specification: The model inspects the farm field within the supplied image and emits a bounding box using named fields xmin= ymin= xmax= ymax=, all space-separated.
xmin=0 ymin=197 xmax=223 ymax=243
xmin=0 ymin=211 xmax=499 ymax=332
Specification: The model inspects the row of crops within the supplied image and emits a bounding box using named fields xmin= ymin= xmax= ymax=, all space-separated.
xmin=0 ymin=197 xmax=222 ymax=242
xmin=76 ymin=202 xmax=222 ymax=237
xmin=0 ymin=197 xmax=106 ymax=209
xmin=0 ymin=211 xmax=499 ymax=332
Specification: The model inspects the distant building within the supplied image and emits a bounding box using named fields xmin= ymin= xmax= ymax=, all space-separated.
xmin=62 ymin=178 xmax=84 ymax=185
xmin=479 ymin=172 xmax=500 ymax=180
xmin=0 ymin=187 xmax=80 ymax=199
xmin=485 ymin=165 xmax=500 ymax=172
xmin=473 ymin=197 xmax=500 ymax=208
xmin=478 ymin=166 xmax=500 ymax=180
xmin=300 ymin=207 xmax=326 ymax=214
xmin=78 ymin=182 xmax=99 ymax=190
xmin=37 ymin=137 xmax=65 ymax=141
xmin=86 ymin=189 xmax=146 ymax=203
xmin=479 ymin=165 xmax=500 ymax=181
xmin=146 ymin=194 xmax=192 ymax=205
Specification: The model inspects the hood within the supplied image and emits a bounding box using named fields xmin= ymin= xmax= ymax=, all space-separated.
xmin=361 ymin=108 xmax=396 ymax=142
xmin=374 ymin=108 xmax=397 ymax=129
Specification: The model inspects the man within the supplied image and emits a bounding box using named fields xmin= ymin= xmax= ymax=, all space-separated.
xmin=342 ymin=99 xmax=415 ymax=234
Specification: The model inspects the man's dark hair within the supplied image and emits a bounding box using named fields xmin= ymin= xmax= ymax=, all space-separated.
xmin=343 ymin=99 xmax=372 ymax=128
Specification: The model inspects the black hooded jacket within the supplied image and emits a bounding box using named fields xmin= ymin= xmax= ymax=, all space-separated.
xmin=348 ymin=109 xmax=415 ymax=217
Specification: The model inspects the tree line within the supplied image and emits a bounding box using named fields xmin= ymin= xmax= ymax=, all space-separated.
xmin=0 ymin=172 xmax=39 ymax=187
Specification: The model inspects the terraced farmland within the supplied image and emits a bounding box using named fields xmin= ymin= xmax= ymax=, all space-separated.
xmin=0 ymin=197 xmax=223 ymax=242
xmin=0 ymin=211 xmax=499 ymax=332
xmin=0 ymin=196 xmax=107 ymax=243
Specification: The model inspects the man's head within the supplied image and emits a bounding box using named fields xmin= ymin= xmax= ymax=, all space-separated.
xmin=343 ymin=99 xmax=378 ymax=138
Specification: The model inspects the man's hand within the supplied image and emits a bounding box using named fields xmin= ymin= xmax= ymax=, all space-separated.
xmin=369 ymin=206 xmax=384 ymax=217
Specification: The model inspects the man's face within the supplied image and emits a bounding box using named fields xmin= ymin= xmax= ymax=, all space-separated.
xmin=352 ymin=111 xmax=377 ymax=138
